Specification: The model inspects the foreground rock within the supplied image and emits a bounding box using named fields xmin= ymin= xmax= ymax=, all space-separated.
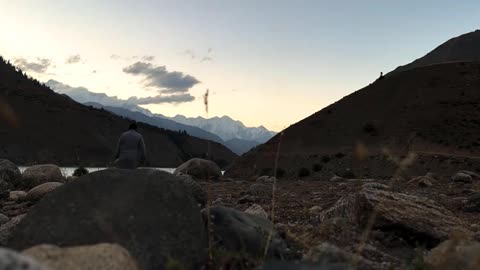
xmin=245 ymin=204 xmax=269 ymax=219
xmin=26 ymin=182 xmax=64 ymax=201
xmin=9 ymin=169 xmax=207 ymax=270
xmin=23 ymin=243 xmax=139 ymax=270
xmin=174 ymin=158 xmax=222 ymax=181
xmin=463 ymin=192 xmax=480 ymax=212
xmin=457 ymin=170 xmax=480 ymax=179
xmin=260 ymin=243 xmax=387 ymax=270
xmin=21 ymin=164 xmax=64 ymax=189
xmin=9 ymin=190 xmax=27 ymax=201
xmin=0 ymin=159 xmax=21 ymax=187
xmin=0 ymin=247 xmax=47 ymax=270
xmin=451 ymin=172 xmax=473 ymax=183
xmin=424 ymin=239 xmax=480 ymax=270
xmin=203 ymin=206 xmax=288 ymax=258
xmin=0 ymin=214 xmax=9 ymax=225
xmin=256 ymin=176 xmax=276 ymax=183
xmin=320 ymin=186 xmax=468 ymax=246
xmin=305 ymin=242 xmax=388 ymax=270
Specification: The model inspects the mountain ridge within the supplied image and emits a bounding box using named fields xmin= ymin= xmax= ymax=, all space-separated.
xmin=168 ymin=114 xmax=276 ymax=143
xmin=390 ymin=29 xmax=480 ymax=74
xmin=83 ymin=102 xmax=225 ymax=144
xmin=46 ymin=79 xmax=276 ymax=154
xmin=0 ymin=56 xmax=237 ymax=167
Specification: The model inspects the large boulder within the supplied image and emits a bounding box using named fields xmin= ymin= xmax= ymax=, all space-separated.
xmin=72 ymin=167 xmax=89 ymax=177
xmin=0 ymin=159 xmax=21 ymax=187
xmin=463 ymin=192 xmax=480 ymax=212
xmin=9 ymin=190 xmax=27 ymax=201
xmin=21 ymin=164 xmax=64 ymax=189
xmin=26 ymin=182 xmax=64 ymax=201
xmin=174 ymin=158 xmax=222 ymax=181
xmin=424 ymin=239 xmax=480 ymax=270
xmin=23 ymin=243 xmax=139 ymax=270
xmin=451 ymin=172 xmax=473 ymax=183
xmin=0 ymin=247 xmax=47 ymax=270
xmin=0 ymin=215 xmax=25 ymax=246
xmin=202 ymin=206 xmax=288 ymax=258
xmin=9 ymin=169 xmax=207 ymax=270
xmin=319 ymin=186 xmax=468 ymax=246
xmin=245 ymin=204 xmax=269 ymax=219
xmin=0 ymin=179 xmax=10 ymax=199
xmin=175 ymin=174 xmax=207 ymax=207
xmin=246 ymin=183 xmax=272 ymax=198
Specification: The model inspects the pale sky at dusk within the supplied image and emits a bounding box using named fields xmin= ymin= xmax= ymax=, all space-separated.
xmin=0 ymin=0 xmax=479 ymax=131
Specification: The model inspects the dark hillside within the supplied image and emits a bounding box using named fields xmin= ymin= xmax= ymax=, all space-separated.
xmin=226 ymin=61 xmax=480 ymax=178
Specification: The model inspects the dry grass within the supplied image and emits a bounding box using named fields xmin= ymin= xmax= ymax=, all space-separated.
xmin=203 ymin=88 xmax=215 ymax=266
xmin=352 ymin=149 xmax=417 ymax=267
xmin=263 ymin=131 xmax=284 ymax=259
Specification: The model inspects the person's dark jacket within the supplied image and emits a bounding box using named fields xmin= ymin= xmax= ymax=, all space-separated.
xmin=114 ymin=130 xmax=146 ymax=169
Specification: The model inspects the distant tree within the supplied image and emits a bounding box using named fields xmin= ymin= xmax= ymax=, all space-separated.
xmin=298 ymin=167 xmax=310 ymax=177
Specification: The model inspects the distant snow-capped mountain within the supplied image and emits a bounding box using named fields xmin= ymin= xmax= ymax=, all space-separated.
xmin=46 ymin=79 xmax=277 ymax=154
xmin=168 ymin=115 xmax=277 ymax=143
xmin=83 ymin=102 xmax=225 ymax=144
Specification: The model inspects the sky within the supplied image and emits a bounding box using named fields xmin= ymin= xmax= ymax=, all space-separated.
xmin=0 ymin=0 xmax=479 ymax=131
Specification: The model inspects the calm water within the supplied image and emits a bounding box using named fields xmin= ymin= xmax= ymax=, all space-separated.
xmin=18 ymin=167 xmax=176 ymax=177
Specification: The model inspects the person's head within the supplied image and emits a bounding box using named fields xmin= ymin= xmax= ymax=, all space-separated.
xmin=128 ymin=122 xmax=138 ymax=130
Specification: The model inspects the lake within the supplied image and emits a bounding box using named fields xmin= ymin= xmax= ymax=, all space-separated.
xmin=18 ymin=167 xmax=176 ymax=177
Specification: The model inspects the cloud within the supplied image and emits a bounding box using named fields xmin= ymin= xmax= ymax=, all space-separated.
xmin=183 ymin=50 xmax=196 ymax=59
xmin=200 ymin=56 xmax=213 ymax=62
xmin=65 ymin=54 xmax=82 ymax=64
xmin=122 ymin=62 xmax=200 ymax=93
xmin=142 ymin=55 xmax=155 ymax=61
xmin=184 ymin=48 xmax=214 ymax=62
xmin=46 ymin=79 xmax=194 ymax=107
xmin=13 ymin=58 xmax=51 ymax=73
xmin=110 ymin=54 xmax=121 ymax=60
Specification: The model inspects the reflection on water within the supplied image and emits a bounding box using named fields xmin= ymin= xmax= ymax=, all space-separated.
xmin=18 ymin=167 xmax=176 ymax=177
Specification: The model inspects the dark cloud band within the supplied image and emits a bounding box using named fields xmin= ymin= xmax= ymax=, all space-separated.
xmin=123 ymin=62 xmax=200 ymax=93
xmin=46 ymin=79 xmax=195 ymax=106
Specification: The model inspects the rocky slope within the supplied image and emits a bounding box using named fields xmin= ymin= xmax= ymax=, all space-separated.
xmin=226 ymin=61 xmax=480 ymax=178
xmin=0 ymin=56 xmax=236 ymax=167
